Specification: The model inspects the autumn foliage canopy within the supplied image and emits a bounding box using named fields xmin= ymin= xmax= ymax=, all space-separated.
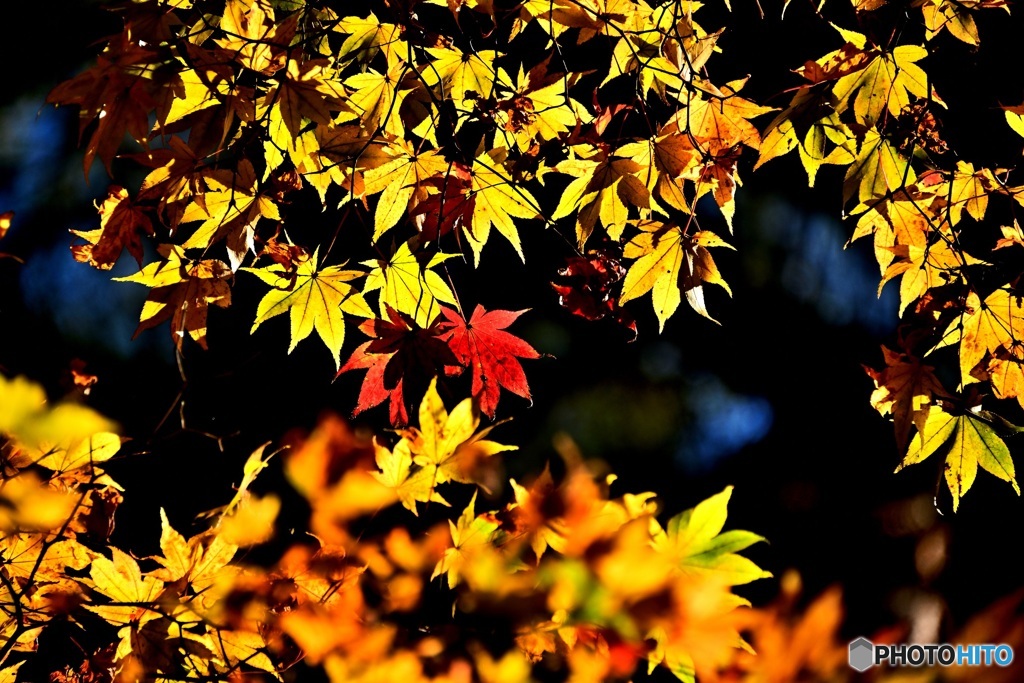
xmin=4 ymin=0 xmax=1024 ymax=680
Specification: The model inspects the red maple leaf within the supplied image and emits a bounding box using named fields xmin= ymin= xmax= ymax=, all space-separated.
xmin=71 ymin=186 xmax=154 ymax=270
xmin=552 ymin=250 xmax=637 ymax=340
xmin=411 ymin=164 xmax=474 ymax=243
xmin=338 ymin=306 xmax=459 ymax=426
xmin=438 ymin=305 xmax=540 ymax=418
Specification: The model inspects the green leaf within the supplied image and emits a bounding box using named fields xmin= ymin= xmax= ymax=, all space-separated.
xmin=654 ymin=486 xmax=770 ymax=585
xmin=898 ymin=406 xmax=1021 ymax=511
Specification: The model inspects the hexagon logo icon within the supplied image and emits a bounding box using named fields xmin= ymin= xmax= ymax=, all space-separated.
xmin=849 ymin=637 xmax=874 ymax=672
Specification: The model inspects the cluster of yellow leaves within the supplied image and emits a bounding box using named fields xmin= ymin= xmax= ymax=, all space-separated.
xmin=280 ymin=377 xmax=767 ymax=682
xmin=0 ymin=371 xmax=772 ymax=683
xmin=49 ymin=0 xmax=777 ymax=373
xmin=753 ymin=11 xmax=1024 ymax=510
xmin=0 ymin=375 xmax=283 ymax=681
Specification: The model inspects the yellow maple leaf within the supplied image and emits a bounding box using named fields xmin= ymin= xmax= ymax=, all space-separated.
xmin=669 ymin=79 xmax=774 ymax=153
xmin=880 ymin=229 xmax=983 ymax=316
xmin=618 ymin=133 xmax=701 ymax=216
xmin=30 ymin=431 xmax=122 ymax=474
xmin=551 ymin=145 xmax=650 ymax=246
xmin=833 ymin=43 xmax=929 ymax=125
xmin=362 ymin=142 xmax=449 ymax=241
xmin=246 ymin=248 xmax=372 ymax=369
xmin=465 ymin=149 xmax=542 ymax=264
xmin=179 ymin=160 xmax=279 ymax=268
xmin=408 ymin=378 xmax=516 ymax=489
xmin=372 ymin=438 xmax=450 ymax=514
xmin=163 ymin=67 xmax=228 ymax=126
xmin=620 ymin=221 xmax=733 ymax=330
xmin=932 ymin=289 xmax=1024 ymax=386
xmin=842 ymin=128 xmax=916 ymax=203
xmin=217 ymin=493 xmax=280 ymax=547
xmin=432 ymin=491 xmax=500 ymax=588
xmin=0 ymin=535 xmax=94 ymax=588
xmin=211 ymin=628 xmax=279 ymax=676
xmin=262 ymin=58 xmax=346 ymax=172
xmin=651 ymin=486 xmax=770 ymax=586
xmin=335 ymin=14 xmax=407 ymax=67
xmin=342 ymin=64 xmax=411 ymax=137
xmin=898 ymin=405 xmax=1020 ymax=511
xmin=362 ymin=240 xmax=458 ymax=327
xmin=422 ymin=47 xmax=510 ymax=111
xmin=496 ymin=63 xmax=592 ymax=151
xmin=87 ymin=547 xmax=164 ymax=626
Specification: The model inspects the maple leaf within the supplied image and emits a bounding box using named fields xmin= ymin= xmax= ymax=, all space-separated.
xmin=45 ymin=30 xmax=156 ymax=175
xmin=651 ymin=486 xmax=771 ymax=586
xmin=494 ymin=59 xmax=592 ymax=151
xmin=262 ymin=58 xmax=346 ymax=166
xmin=995 ymin=221 xmax=1024 ymax=250
xmin=214 ymin=0 xmax=286 ymax=73
xmin=865 ymin=346 xmax=947 ymax=451
xmin=666 ymin=79 xmax=775 ymax=153
xmin=371 ymin=438 xmax=450 ymax=514
xmin=617 ymin=133 xmax=701 ymax=216
xmin=363 ymin=240 xmax=459 ymax=328
xmin=464 ymin=149 xmax=542 ymax=264
xmin=212 ymin=629 xmax=278 ymax=676
xmin=438 ymin=305 xmax=540 ymax=418
xmin=131 ymin=137 xmax=202 ymax=226
xmin=832 ymin=38 xmax=930 ymax=125
xmin=932 ymin=289 xmax=1024 ymax=386
xmin=432 ymin=491 xmax=500 ymax=588
xmin=71 ymin=186 xmax=153 ymax=270
xmin=179 ymin=160 xmax=280 ymax=269
xmin=115 ymin=245 xmax=233 ymax=350
xmin=0 ymin=534 xmax=95 ymax=584
xmin=850 ymin=192 xmax=936 ymax=274
xmin=422 ymin=47 xmax=510 ymax=112
xmin=412 ymin=165 xmax=474 ymax=242
xmin=246 ymin=248 xmax=373 ymax=369
xmin=87 ymin=548 xmax=164 ymax=626
xmin=989 ymin=346 xmax=1024 ymax=412
xmin=217 ymin=493 xmax=280 ymax=547
xmin=362 ymin=142 xmax=450 ymax=241
xmin=945 ymin=161 xmax=996 ymax=225
xmin=755 ymin=92 xmax=855 ymax=186
xmin=0 ymin=375 xmax=114 ymax=451
xmin=506 ymin=466 xmax=568 ymax=560
xmin=922 ymin=0 xmax=991 ymax=45
xmin=843 ymin=128 xmax=916 ymax=204
xmin=729 ymin=578 xmax=848 ymax=682
xmin=342 ymin=64 xmax=411 ymax=138
xmin=30 ymin=431 xmax=122 ymax=475
xmin=160 ymin=66 xmax=230 ymax=128
xmin=620 ymin=221 xmax=734 ymax=330
xmin=1005 ymin=103 xmax=1024 ymax=141
xmin=897 ymin=405 xmax=1020 ymax=511
xmin=879 ymin=226 xmax=982 ymax=316
xmin=406 ymin=377 xmax=516 ymax=488
xmin=552 ymin=145 xmax=650 ymax=246
xmin=336 ymin=14 xmax=406 ymax=66
xmin=148 ymin=511 xmax=238 ymax=613
xmin=153 ymin=508 xmax=198 ymax=584
xmin=338 ymin=307 xmax=461 ymax=426
xmin=552 ymin=251 xmax=637 ymax=338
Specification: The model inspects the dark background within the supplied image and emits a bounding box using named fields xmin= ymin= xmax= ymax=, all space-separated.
xmin=2 ymin=0 xmax=1024 ymax=660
